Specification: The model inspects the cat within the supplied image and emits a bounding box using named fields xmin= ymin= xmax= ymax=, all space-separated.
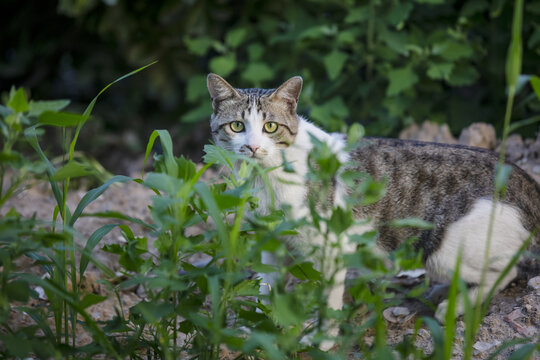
xmin=206 ymin=73 xmax=540 ymax=350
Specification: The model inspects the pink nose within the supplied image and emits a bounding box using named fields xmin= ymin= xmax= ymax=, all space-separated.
xmin=247 ymin=145 xmax=260 ymax=154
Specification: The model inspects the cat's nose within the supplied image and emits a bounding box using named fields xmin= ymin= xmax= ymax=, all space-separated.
xmin=247 ymin=145 xmax=260 ymax=154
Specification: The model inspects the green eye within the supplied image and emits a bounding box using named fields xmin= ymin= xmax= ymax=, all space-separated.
xmin=230 ymin=121 xmax=245 ymax=132
xmin=263 ymin=122 xmax=278 ymax=133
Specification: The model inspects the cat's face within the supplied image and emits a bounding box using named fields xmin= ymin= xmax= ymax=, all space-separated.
xmin=207 ymin=74 xmax=302 ymax=167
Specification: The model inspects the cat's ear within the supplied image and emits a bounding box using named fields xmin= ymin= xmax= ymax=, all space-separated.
xmin=207 ymin=73 xmax=240 ymax=107
xmin=269 ymin=76 xmax=303 ymax=112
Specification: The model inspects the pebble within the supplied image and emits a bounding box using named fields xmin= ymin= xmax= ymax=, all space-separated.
xmin=528 ymin=276 xmax=540 ymax=290
xmin=473 ymin=340 xmax=501 ymax=355
xmin=383 ymin=306 xmax=415 ymax=324
xmin=532 ymin=165 xmax=540 ymax=174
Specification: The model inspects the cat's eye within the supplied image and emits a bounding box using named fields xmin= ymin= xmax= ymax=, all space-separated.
xmin=263 ymin=122 xmax=278 ymax=133
xmin=230 ymin=121 xmax=245 ymax=132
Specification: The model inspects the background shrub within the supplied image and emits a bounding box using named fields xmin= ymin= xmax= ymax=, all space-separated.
xmin=2 ymin=0 xmax=540 ymax=169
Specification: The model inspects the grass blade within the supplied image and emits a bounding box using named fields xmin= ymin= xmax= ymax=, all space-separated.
xmin=80 ymin=223 xmax=117 ymax=277
xmin=69 ymin=175 xmax=131 ymax=226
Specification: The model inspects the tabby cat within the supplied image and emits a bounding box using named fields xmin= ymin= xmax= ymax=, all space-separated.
xmin=206 ymin=73 xmax=540 ymax=349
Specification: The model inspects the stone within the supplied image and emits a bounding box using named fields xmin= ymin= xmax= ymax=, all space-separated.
xmin=527 ymin=276 xmax=540 ymax=290
xmin=498 ymin=134 xmax=524 ymax=162
xmin=473 ymin=340 xmax=501 ymax=355
xmin=383 ymin=306 xmax=415 ymax=324
xmin=399 ymin=121 xmax=457 ymax=144
xmin=458 ymin=122 xmax=496 ymax=149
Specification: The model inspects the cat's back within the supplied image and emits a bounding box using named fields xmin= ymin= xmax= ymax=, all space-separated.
xmin=350 ymin=137 xmax=540 ymax=249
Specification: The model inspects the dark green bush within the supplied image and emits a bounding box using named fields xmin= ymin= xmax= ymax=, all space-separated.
xmin=2 ymin=0 xmax=540 ymax=164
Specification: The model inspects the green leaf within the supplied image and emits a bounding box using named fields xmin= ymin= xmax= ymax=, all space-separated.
xmin=349 ymin=230 xmax=378 ymax=244
xmin=389 ymin=217 xmax=434 ymax=230
xmin=28 ymin=100 xmax=70 ymax=116
xmin=271 ymin=294 xmax=305 ymax=326
xmin=323 ymin=50 xmax=348 ymax=80
xmin=345 ymin=6 xmax=370 ymax=23
xmin=432 ymin=40 xmax=474 ymax=61
xmin=0 ymin=104 xmax=11 ymax=117
xmin=247 ymin=43 xmax=264 ymax=61
xmin=143 ymin=129 xmax=178 ymax=177
xmin=38 ymin=111 xmax=89 ymax=127
xmin=80 ymin=293 xmax=107 ymax=309
xmin=203 ymin=144 xmax=238 ymax=168
xmin=328 ymin=207 xmax=353 ymax=234
xmin=386 ymin=66 xmax=419 ymax=96
xmin=5 ymin=280 xmax=30 ymax=301
xmin=347 ymin=123 xmax=365 ymax=146
xmin=461 ymin=0 xmax=489 ymax=17
xmin=194 ymin=182 xmax=228 ymax=244
xmin=132 ymin=301 xmax=174 ymax=323
xmin=447 ymin=64 xmax=479 ymax=86
xmin=508 ymin=344 xmax=537 ymax=360
xmin=51 ymin=161 xmax=93 ymax=181
xmin=310 ymin=96 xmax=349 ymax=128
xmin=184 ymin=36 xmax=214 ymax=56
xmin=507 ymin=115 xmax=540 ymax=134
xmin=233 ymin=280 xmax=260 ymax=296
xmin=530 ymin=75 xmax=540 ymax=100
xmin=1 ymin=334 xmax=32 ymax=358
xmin=387 ymin=2 xmax=414 ymax=26
xmin=7 ymin=88 xmax=29 ymax=112
xmin=186 ymin=75 xmax=209 ymax=103
xmin=225 ymin=28 xmax=248 ymax=48
xmin=83 ymin=61 xmax=157 ymax=118
xmin=289 ymin=262 xmax=321 ymax=281
xmin=337 ymin=30 xmax=356 ymax=45
xmin=495 ymin=164 xmax=512 ymax=194
xmin=427 ymin=62 xmax=454 ymax=80
xmin=241 ymin=63 xmax=275 ymax=85
xmin=69 ymin=175 xmax=132 ymax=226
xmin=80 ymin=224 xmax=117 ymax=276
xmin=380 ymin=29 xmax=409 ymax=56
xmin=209 ymin=55 xmax=236 ymax=77
xmin=506 ymin=0 xmax=523 ymax=89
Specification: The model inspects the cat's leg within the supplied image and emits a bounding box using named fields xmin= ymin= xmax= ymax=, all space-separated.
xmin=426 ymin=199 xmax=529 ymax=322
xmin=319 ymin=223 xmax=373 ymax=351
xmin=258 ymin=250 xmax=279 ymax=304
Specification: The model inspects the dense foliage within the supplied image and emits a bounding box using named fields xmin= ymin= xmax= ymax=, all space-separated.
xmin=2 ymin=0 xmax=540 ymax=165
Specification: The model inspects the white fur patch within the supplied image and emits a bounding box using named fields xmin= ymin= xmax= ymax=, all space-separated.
xmin=426 ymin=198 xmax=528 ymax=284
xmin=426 ymin=198 xmax=529 ymax=320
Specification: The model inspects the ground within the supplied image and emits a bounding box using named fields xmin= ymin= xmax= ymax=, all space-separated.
xmin=3 ymin=122 xmax=540 ymax=359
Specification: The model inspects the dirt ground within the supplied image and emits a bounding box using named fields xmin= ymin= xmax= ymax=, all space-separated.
xmin=4 ymin=122 xmax=540 ymax=359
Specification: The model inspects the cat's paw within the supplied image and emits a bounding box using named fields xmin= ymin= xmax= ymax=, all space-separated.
xmin=299 ymin=320 xmax=338 ymax=352
xmin=319 ymin=339 xmax=336 ymax=352
xmin=435 ymin=299 xmax=465 ymax=323
xmin=435 ymin=300 xmax=448 ymax=323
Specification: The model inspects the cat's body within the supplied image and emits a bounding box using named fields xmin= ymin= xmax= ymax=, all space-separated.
xmin=206 ymin=74 xmax=540 ymax=349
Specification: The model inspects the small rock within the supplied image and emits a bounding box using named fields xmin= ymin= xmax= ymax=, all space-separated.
xmin=33 ymin=286 xmax=47 ymax=300
xmin=527 ymin=276 xmax=540 ymax=290
xmin=458 ymin=123 xmax=496 ymax=149
xmin=417 ymin=328 xmax=431 ymax=339
xmin=532 ymin=165 xmax=540 ymax=175
xmin=504 ymin=308 xmax=523 ymax=322
xmin=498 ymin=134 xmax=524 ymax=162
xmin=473 ymin=340 xmax=501 ymax=355
xmin=399 ymin=121 xmax=457 ymax=144
xmin=383 ymin=306 xmax=415 ymax=324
